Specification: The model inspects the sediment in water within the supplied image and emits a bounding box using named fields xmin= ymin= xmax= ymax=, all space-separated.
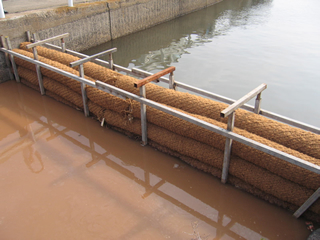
xmin=13 ymin=44 xmax=320 ymax=220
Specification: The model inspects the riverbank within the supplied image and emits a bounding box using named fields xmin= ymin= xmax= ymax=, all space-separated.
xmin=0 ymin=0 xmax=222 ymax=82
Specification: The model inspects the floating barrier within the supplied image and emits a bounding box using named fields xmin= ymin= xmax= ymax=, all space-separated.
xmin=1 ymin=32 xmax=320 ymax=221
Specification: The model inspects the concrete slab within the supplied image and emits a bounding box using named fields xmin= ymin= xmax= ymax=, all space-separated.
xmin=2 ymin=0 xmax=102 ymax=15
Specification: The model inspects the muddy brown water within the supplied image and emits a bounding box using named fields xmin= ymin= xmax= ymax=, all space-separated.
xmin=0 ymin=80 xmax=311 ymax=239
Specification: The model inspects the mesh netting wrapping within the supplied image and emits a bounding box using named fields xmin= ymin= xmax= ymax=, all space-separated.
xmin=13 ymin=44 xmax=320 ymax=217
xmin=19 ymin=42 xmax=320 ymax=161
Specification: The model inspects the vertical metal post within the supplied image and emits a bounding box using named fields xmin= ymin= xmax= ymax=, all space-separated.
xmin=5 ymin=37 xmax=20 ymax=82
xmin=79 ymin=64 xmax=89 ymax=117
xmin=0 ymin=0 xmax=5 ymax=19
xmin=0 ymin=36 xmax=14 ymax=80
xmin=68 ymin=0 xmax=73 ymax=7
xmin=254 ymin=93 xmax=262 ymax=114
xmin=61 ymin=38 xmax=66 ymax=53
xmin=140 ymin=85 xmax=148 ymax=146
xmin=293 ymin=187 xmax=320 ymax=218
xmin=169 ymin=71 xmax=176 ymax=90
xmin=26 ymin=31 xmax=32 ymax=42
xmin=221 ymin=112 xmax=235 ymax=184
xmin=109 ymin=53 xmax=114 ymax=70
xmin=31 ymin=33 xmax=45 ymax=95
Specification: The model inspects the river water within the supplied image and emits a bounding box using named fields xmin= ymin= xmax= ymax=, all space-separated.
xmin=0 ymin=0 xmax=317 ymax=239
xmin=85 ymin=0 xmax=320 ymax=128
xmin=0 ymin=80 xmax=310 ymax=240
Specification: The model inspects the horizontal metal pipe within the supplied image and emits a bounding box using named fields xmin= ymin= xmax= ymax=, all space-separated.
xmin=70 ymin=48 xmax=117 ymax=67
xmin=39 ymin=44 xmax=320 ymax=134
xmin=95 ymin=80 xmax=320 ymax=175
xmin=0 ymin=48 xmax=95 ymax=87
xmin=26 ymin=33 xmax=70 ymax=49
xmin=221 ymin=83 xmax=267 ymax=118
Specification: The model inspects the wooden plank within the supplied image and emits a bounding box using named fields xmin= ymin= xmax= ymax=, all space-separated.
xmin=293 ymin=187 xmax=320 ymax=218
xmin=70 ymin=48 xmax=117 ymax=67
xmin=26 ymin=33 xmax=70 ymax=49
xmin=134 ymin=66 xmax=175 ymax=88
xmin=132 ymin=68 xmax=169 ymax=84
xmin=221 ymin=83 xmax=267 ymax=118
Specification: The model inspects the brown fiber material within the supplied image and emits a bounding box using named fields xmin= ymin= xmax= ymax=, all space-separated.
xmin=14 ymin=45 xmax=320 ymax=216
xmin=19 ymin=42 xmax=320 ymax=160
xmin=101 ymin=107 xmax=320 ymax=213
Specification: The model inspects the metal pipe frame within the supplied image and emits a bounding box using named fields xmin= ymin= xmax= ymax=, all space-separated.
xmin=26 ymin=33 xmax=70 ymax=49
xmin=69 ymin=48 xmax=117 ymax=67
xmin=220 ymin=84 xmax=267 ymax=118
xmin=2 ymin=43 xmax=319 ymax=218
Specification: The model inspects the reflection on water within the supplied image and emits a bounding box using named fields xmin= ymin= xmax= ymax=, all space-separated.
xmin=0 ymin=81 xmax=310 ymax=239
xmin=84 ymin=0 xmax=320 ymax=127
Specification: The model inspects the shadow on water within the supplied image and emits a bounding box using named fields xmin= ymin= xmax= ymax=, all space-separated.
xmin=0 ymin=81 xmax=309 ymax=239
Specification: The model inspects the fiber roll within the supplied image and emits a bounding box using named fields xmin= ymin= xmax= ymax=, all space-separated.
xmin=14 ymin=44 xmax=320 ymax=217
xmin=84 ymin=84 xmax=320 ymax=190
xmin=102 ymin=107 xmax=320 ymax=213
xmin=14 ymin=47 xmax=320 ymax=190
xmin=19 ymin=43 xmax=320 ymax=160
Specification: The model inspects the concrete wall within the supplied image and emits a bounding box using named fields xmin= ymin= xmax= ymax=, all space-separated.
xmin=0 ymin=0 xmax=222 ymax=82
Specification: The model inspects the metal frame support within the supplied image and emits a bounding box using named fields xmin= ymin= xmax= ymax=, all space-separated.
xmin=79 ymin=64 xmax=89 ymax=117
xmin=140 ymin=85 xmax=148 ymax=146
xmin=220 ymin=84 xmax=267 ymax=183
xmin=293 ymin=187 xmax=320 ymax=218
xmin=5 ymin=37 xmax=20 ymax=82
xmin=169 ymin=72 xmax=176 ymax=90
xmin=109 ymin=53 xmax=114 ymax=70
xmin=26 ymin=31 xmax=32 ymax=42
xmin=31 ymin=33 xmax=45 ymax=95
xmin=0 ymin=0 xmax=5 ymax=18
xmin=69 ymin=47 xmax=118 ymax=117
xmin=0 ymin=36 xmax=14 ymax=80
xmin=254 ymin=93 xmax=262 ymax=114
xmin=221 ymin=112 xmax=235 ymax=184
xmin=61 ymin=38 xmax=66 ymax=53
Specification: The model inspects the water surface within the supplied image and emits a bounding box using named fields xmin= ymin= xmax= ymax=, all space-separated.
xmin=0 ymin=80 xmax=310 ymax=239
xmin=84 ymin=0 xmax=320 ymax=127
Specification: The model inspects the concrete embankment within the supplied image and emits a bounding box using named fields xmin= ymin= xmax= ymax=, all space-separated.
xmin=0 ymin=0 xmax=222 ymax=82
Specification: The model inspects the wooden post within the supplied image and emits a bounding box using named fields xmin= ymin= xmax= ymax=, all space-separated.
xmin=134 ymin=66 xmax=176 ymax=88
xmin=5 ymin=37 xmax=20 ymax=82
xmin=32 ymin=34 xmax=45 ymax=95
xmin=254 ymin=93 xmax=262 ymax=114
xmin=293 ymin=187 xmax=320 ymax=218
xmin=0 ymin=36 xmax=14 ymax=80
xmin=79 ymin=64 xmax=89 ymax=117
xmin=169 ymin=71 xmax=176 ymax=90
xmin=140 ymin=85 xmax=148 ymax=146
xmin=221 ymin=112 xmax=235 ymax=184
